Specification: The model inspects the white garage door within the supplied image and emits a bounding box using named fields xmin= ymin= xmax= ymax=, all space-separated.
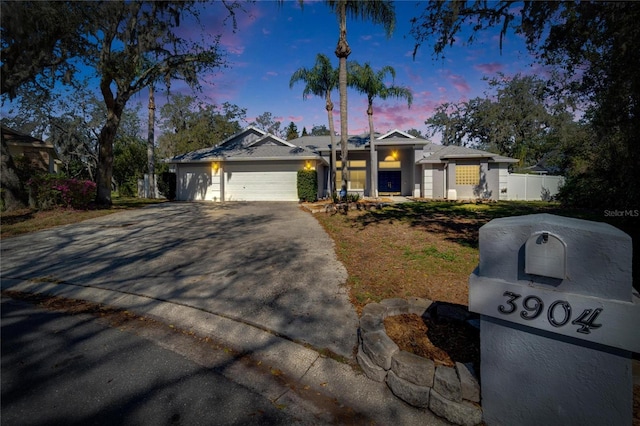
xmin=225 ymin=162 xmax=299 ymax=201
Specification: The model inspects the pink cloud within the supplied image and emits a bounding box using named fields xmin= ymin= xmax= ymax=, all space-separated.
xmin=404 ymin=66 xmax=424 ymax=86
xmin=261 ymin=71 xmax=278 ymax=80
xmin=288 ymin=115 xmax=304 ymax=123
xmin=224 ymin=42 xmax=246 ymax=55
xmin=474 ymin=62 xmax=504 ymax=74
xmin=445 ymin=72 xmax=471 ymax=95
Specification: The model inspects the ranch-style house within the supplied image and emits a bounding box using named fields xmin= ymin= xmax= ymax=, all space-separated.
xmin=167 ymin=126 xmax=518 ymax=202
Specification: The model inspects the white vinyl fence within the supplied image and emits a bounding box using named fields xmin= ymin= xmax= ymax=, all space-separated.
xmin=505 ymin=173 xmax=564 ymax=201
xmin=137 ymin=174 xmax=162 ymax=199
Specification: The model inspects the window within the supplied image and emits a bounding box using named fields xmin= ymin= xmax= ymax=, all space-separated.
xmin=456 ymin=165 xmax=480 ymax=185
xmin=336 ymin=170 xmax=366 ymax=190
xmin=350 ymin=170 xmax=365 ymax=189
xmin=335 ymin=160 xmax=366 ymax=168
xmin=379 ymin=161 xmax=401 ymax=169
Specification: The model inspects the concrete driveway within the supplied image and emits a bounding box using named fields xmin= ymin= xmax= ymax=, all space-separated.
xmin=0 ymin=202 xmax=359 ymax=359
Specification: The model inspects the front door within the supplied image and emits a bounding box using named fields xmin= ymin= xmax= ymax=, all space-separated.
xmin=378 ymin=171 xmax=401 ymax=194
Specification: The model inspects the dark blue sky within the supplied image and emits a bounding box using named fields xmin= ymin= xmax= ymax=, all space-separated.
xmin=159 ymin=0 xmax=541 ymax=140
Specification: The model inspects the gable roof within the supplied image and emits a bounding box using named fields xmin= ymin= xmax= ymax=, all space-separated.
xmin=247 ymin=134 xmax=296 ymax=148
xmin=289 ymin=131 xmax=430 ymax=152
xmin=168 ymin=127 xmax=325 ymax=163
xmin=217 ymin=126 xmax=266 ymax=148
xmin=167 ymin=126 xmax=516 ymax=165
xmin=1 ymin=126 xmax=56 ymax=150
xmin=418 ymin=144 xmax=518 ymax=164
xmin=377 ymin=129 xmax=415 ymax=140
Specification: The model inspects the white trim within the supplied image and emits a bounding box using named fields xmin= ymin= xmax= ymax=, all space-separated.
xmin=377 ymin=129 xmax=416 ymax=140
xmin=423 ymin=166 xmax=433 ymax=198
xmin=246 ymin=134 xmax=296 ymax=148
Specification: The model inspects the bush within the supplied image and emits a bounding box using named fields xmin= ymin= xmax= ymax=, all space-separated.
xmin=347 ymin=192 xmax=360 ymax=203
xmin=331 ymin=191 xmax=360 ymax=203
xmin=158 ymin=172 xmax=177 ymax=201
xmin=297 ymin=169 xmax=317 ymax=202
xmin=27 ymin=175 xmax=96 ymax=210
xmin=119 ymin=178 xmax=138 ymax=198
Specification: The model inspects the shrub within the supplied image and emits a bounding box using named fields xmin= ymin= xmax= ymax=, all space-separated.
xmin=297 ymin=169 xmax=317 ymax=202
xmin=27 ymin=175 xmax=96 ymax=210
xmin=331 ymin=191 xmax=359 ymax=203
xmin=347 ymin=192 xmax=360 ymax=203
xmin=119 ymin=178 xmax=139 ymax=198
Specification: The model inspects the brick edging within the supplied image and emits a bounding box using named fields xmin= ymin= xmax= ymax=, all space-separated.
xmin=357 ymin=298 xmax=482 ymax=426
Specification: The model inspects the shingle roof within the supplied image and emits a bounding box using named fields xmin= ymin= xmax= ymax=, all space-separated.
xmin=289 ymin=132 xmax=429 ymax=152
xmin=168 ymin=127 xmax=517 ymax=165
xmin=169 ymin=140 xmax=323 ymax=163
xmin=418 ymin=144 xmax=518 ymax=164
xmin=1 ymin=126 xmax=55 ymax=149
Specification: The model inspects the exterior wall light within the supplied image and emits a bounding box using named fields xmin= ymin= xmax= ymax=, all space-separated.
xmin=384 ymin=151 xmax=399 ymax=162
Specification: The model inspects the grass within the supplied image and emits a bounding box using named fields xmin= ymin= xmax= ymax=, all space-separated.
xmin=0 ymin=197 xmax=166 ymax=238
xmin=314 ymin=200 xmax=639 ymax=314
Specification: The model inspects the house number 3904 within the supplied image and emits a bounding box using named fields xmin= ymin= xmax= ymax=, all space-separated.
xmin=498 ymin=291 xmax=603 ymax=334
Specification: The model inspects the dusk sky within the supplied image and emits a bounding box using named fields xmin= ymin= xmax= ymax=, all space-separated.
xmin=154 ymin=0 xmax=541 ymax=141
xmin=3 ymin=1 xmax=544 ymax=142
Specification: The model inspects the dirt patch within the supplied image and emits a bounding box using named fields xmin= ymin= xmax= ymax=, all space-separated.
xmin=384 ymin=313 xmax=480 ymax=372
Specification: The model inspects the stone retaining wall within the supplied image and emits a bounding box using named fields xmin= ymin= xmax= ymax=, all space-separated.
xmin=357 ymin=298 xmax=482 ymax=426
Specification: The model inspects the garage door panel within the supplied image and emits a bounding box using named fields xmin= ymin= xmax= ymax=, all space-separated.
xmin=227 ymin=172 xmax=292 ymax=183
xmin=225 ymin=163 xmax=300 ymax=201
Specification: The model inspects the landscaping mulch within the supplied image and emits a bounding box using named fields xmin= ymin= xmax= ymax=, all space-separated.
xmin=384 ymin=313 xmax=480 ymax=372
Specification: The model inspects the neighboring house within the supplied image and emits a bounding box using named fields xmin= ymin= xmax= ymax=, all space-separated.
xmin=168 ymin=126 xmax=518 ymax=202
xmin=1 ymin=126 xmax=59 ymax=174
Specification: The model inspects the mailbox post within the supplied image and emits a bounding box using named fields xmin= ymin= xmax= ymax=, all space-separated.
xmin=469 ymin=214 xmax=639 ymax=426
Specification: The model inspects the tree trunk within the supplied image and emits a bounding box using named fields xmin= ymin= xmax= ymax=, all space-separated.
xmin=96 ymin=109 xmax=122 ymax=207
xmin=0 ymin=137 xmax=28 ymax=211
xmin=147 ymin=85 xmax=156 ymax=198
xmin=335 ymin=1 xmax=351 ymax=198
xmin=326 ymin=93 xmax=337 ymax=197
xmin=368 ymin=103 xmax=377 ymax=198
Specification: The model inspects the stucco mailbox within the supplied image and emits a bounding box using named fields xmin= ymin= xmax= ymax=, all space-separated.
xmin=469 ymin=213 xmax=639 ymax=426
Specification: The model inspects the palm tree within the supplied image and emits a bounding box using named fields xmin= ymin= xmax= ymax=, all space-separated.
xmin=348 ymin=61 xmax=413 ymax=197
xmin=326 ymin=0 xmax=395 ymax=198
xmin=289 ymin=53 xmax=339 ymax=196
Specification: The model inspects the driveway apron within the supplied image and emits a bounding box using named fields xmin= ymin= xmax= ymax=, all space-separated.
xmin=0 ymin=202 xmax=358 ymax=359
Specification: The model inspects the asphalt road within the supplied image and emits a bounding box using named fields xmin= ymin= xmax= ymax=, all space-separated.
xmin=1 ymin=295 xmax=333 ymax=425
